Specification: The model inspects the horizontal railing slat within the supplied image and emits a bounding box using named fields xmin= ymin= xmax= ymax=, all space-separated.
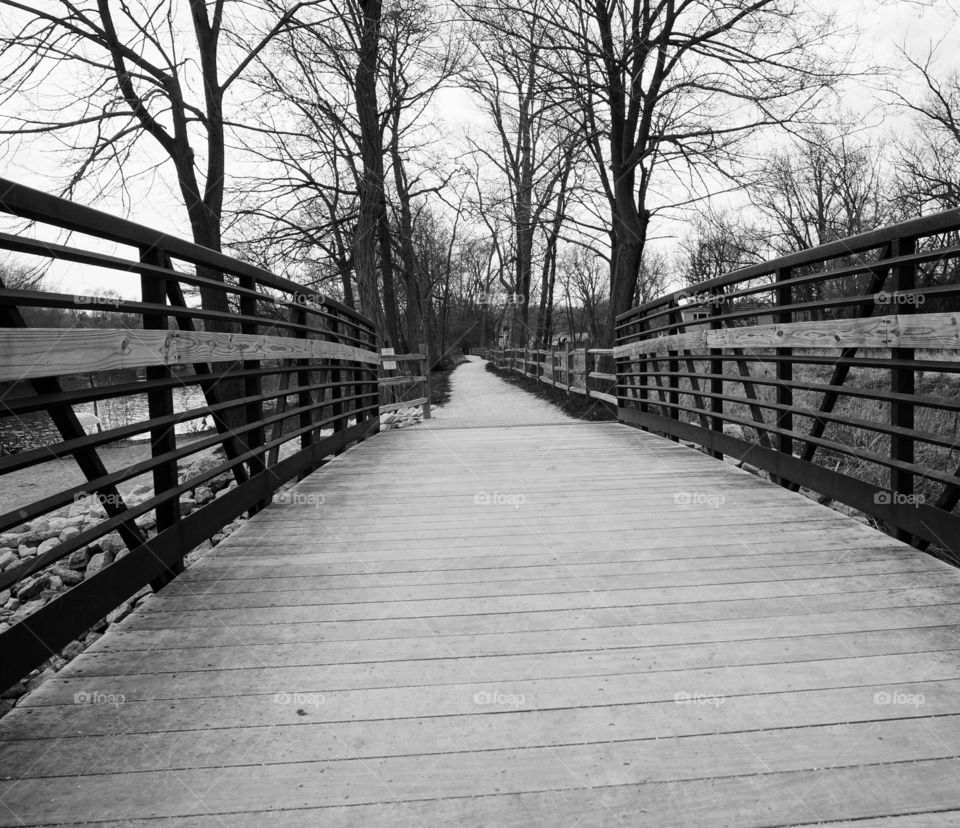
xmin=0 ymin=328 xmax=379 ymax=381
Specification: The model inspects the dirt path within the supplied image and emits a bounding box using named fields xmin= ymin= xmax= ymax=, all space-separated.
xmin=421 ymin=356 xmax=577 ymax=429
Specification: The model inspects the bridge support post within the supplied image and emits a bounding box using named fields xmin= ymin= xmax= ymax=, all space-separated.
xmin=891 ymin=236 xmax=917 ymax=542
xmin=774 ymin=266 xmax=793 ymax=486
xmin=140 ymin=246 xmax=183 ymax=590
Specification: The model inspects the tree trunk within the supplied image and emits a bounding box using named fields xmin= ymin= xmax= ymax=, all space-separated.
xmin=353 ymin=0 xmax=389 ymax=341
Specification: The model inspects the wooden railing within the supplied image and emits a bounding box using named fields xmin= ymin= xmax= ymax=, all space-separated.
xmin=0 ymin=179 xmax=380 ymax=689
xmin=616 ymin=209 xmax=960 ymax=562
xmin=479 ymin=346 xmax=617 ymax=407
xmin=379 ymin=344 xmax=431 ymax=419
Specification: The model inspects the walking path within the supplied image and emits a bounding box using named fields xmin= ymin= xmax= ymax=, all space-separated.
xmin=3 ymin=358 xmax=960 ymax=825
xmin=423 ymin=355 xmax=575 ymax=428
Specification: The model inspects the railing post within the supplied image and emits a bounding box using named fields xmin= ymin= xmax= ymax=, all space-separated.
xmin=708 ymin=288 xmax=724 ymax=459
xmin=775 ymin=266 xmax=793 ymax=486
xmin=139 ymin=246 xmax=182 ymax=589
xmin=667 ymin=300 xmax=681 ymax=443
xmin=565 ymin=341 xmax=572 ymax=395
xmin=420 ymin=341 xmax=432 ymax=419
xmin=239 ymin=275 xmax=267 ymax=511
xmin=891 ymin=236 xmax=917 ymax=541
xmin=294 ymin=305 xmax=313 ymax=451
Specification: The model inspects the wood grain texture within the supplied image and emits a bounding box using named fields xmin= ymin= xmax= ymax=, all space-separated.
xmin=2 ymin=422 xmax=959 ymax=825
xmin=614 ymin=311 xmax=960 ymax=357
xmin=0 ymin=328 xmax=379 ymax=380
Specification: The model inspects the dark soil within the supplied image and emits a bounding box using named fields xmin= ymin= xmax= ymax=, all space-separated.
xmin=485 ymin=361 xmax=617 ymax=421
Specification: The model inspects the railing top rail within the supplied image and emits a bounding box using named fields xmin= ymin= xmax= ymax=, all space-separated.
xmin=618 ymin=206 xmax=960 ymax=323
xmin=0 ymin=177 xmax=371 ymax=328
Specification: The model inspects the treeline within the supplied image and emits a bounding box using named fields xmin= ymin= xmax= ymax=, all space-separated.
xmin=1 ymin=2 xmax=958 ymax=354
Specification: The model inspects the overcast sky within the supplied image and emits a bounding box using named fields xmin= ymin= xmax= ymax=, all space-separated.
xmin=1 ymin=0 xmax=958 ymax=298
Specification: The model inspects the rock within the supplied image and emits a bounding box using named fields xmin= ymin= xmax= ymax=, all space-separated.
xmin=0 ymin=549 xmax=17 ymax=570
xmin=1 ymin=681 xmax=27 ymax=700
xmin=51 ymin=566 xmax=83 ymax=586
xmin=64 ymin=548 xmax=90 ymax=569
xmin=28 ymin=519 xmax=49 ymax=533
xmin=18 ymin=544 xmax=35 ymax=558
xmin=37 ymin=537 xmax=60 ymax=556
xmin=46 ymin=574 xmax=64 ymax=591
xmin=722 ymin=424 xmax=745 ymax=439
xmin=0 ymin=533 xmax=26 ymax=548
xmin=46 ymin=517 xmax=69 ymax=532
xmin=83 ymin=631 xmax=102 ymax=647
xmin=60 ymin=641 xmax=84 ymax=660
xmin=59 ymin=526 xmax=82 ymax=543
xmin=14 ymin=575 xmax=49 ymax=601
xmin=132 ymin=482 xmax=153 ymax=497
xmin=194 ymin=486 xmax=214 ymax=505
xmin=97 ymin=533 xmax=123 ymax=555
xmin=135 ymin=513 xmax=156 ymax=531
xmin=10 ymin=600 xmax=43 ymax=625
xmin=105 ymin=602 xmax=131 ymax=624
xmin=209 ymin=475 xmax=231 ymax=493
xmin=84 ymin=552 xmax=113 ymax=579
xmin=211 ymin=533 xmax=224 ymax=546
xmin=180 ymin=497 xmax=197 ymax=516
xmin=0 ymin=589 xmax=9 ymax=607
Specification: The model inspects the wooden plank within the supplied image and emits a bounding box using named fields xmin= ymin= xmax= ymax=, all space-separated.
xmin=3 ymin=421 xmax=960 ymax=824
xmin=0 ymin=328 xmax=379 ymax=380
xmin=588 ymin=389 xmax=618 ymax=404
xmin=3 ymin=721 xmax=960 ymax=822
xmin=378 ymin=375 xmax=426 ymax=386
xmin=4 ymin=685 xmax=958 ymax=777
xmin=40 ymin=625 xmax=960 ymax=690
xmin=378 ymin=397 xmax=428 ymax=414
xmin=614 ymin=311 xmax=960 ymax=357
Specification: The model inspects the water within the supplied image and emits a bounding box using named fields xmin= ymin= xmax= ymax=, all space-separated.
xmin=1 ymin=387 xmax=211 ymax=451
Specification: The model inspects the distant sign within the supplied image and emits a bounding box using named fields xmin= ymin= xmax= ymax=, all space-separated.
xmin=381 ymin=347 xmax=397 ymax=371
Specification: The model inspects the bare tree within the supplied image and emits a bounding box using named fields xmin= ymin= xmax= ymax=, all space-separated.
xmin=890 ymin=46 xmax=960 ymax=214
xmin=751 ymin=122 xmax=891 ymax=255
xmin=0 ymin=1 xmax=314 ymax=315
xmin=678 ymin=210 xmax=767 ymax=287
xmin=473 ymin=0 xmax=843 ymax=342
xmin=459 ymin=0 xmax=584 ymax=346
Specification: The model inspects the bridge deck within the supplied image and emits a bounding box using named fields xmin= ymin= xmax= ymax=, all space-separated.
xmin=3 ymin=416 xmax=960 ymax=825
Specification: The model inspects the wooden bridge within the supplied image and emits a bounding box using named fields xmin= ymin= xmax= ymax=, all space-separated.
xmin=1 ymin=180 xmax=960 ymax=825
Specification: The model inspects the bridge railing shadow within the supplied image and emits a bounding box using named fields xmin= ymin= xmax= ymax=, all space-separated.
xmin=0 ymin=180 xmax=380 ymax=689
